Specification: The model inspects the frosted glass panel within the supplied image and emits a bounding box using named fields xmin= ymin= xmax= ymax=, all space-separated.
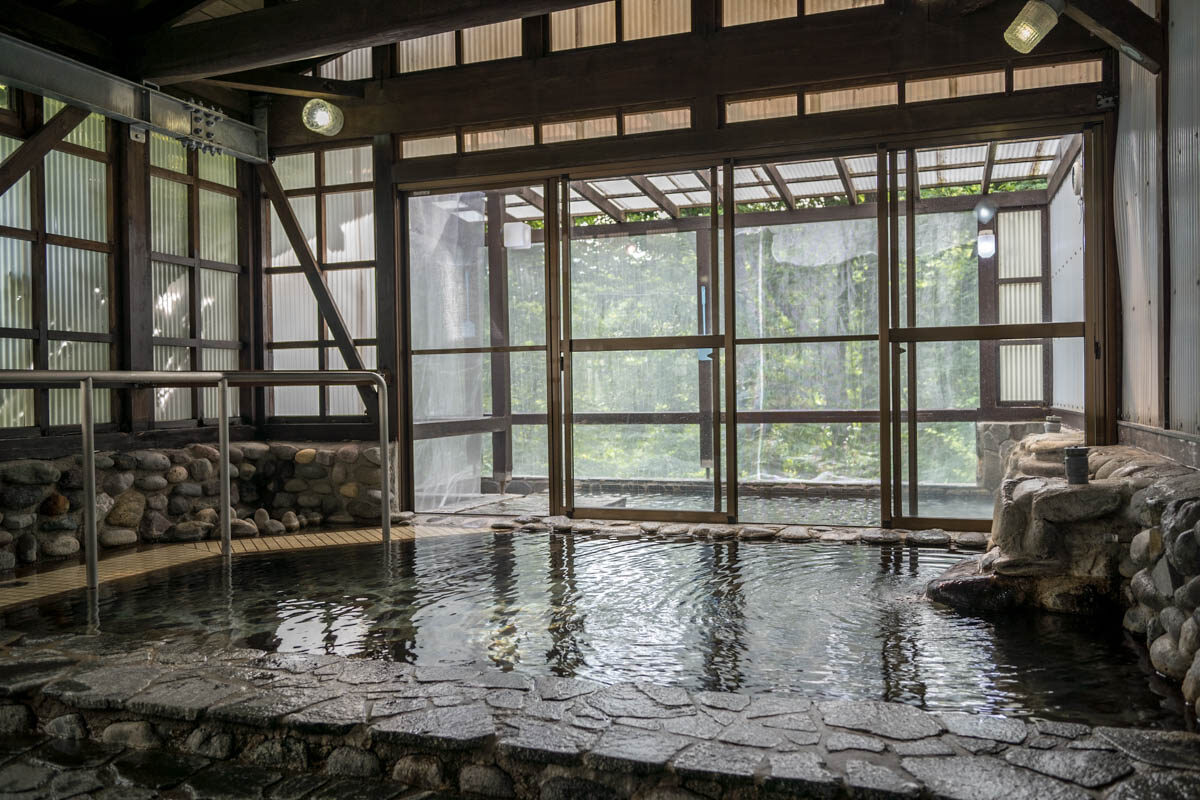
xmin=462 ymin=19 xmax=522 ymax=63
xmin=397 ymin=32 xmax=456 ymax=72
xmin=0 ymin=136 xmax=30 ymax=228
xmin=151 ymin=177 xmax=189 ymax=256
xmin=48 ymin=340 xmax=111 ymax=425
xmin=328 ymin=345 xmax=376 ymax=415
xmin=201 ymin=347 xmax=240 ymax=416
xmin=624 ymin=0 xmax=691 ymax=40
xmin=200 ymin=268 xmax=237 ymax=340
xmin=0 ymin=338 xmax=34 ymax=428
xmin=271 ymin=347 xmax=318 ymax=415
xmin=150 ymin=133 xmax=187 ymax=172
xmin=199 ymin=152 xmax=237 ymax=187
xmin=318 ymin=48 xmax=372 ymax=80
xmin=199 ymin=189 xmax=237 ymax=263
xmin=44 ymin=98 xmax=105 ymax=151
xmin=269 ymin=195 xmax=317 ymax=267
xmin=270 ymin=273 xmax=317 ymax=341
xmin=154 ymin=345 xmax=192 ymax=421
xmin=152 ymin=261 xmax=190 ymax=338
xmin=551 ymin=3 xmax=616 ymax=50
xmin=47 ymin=246 xmax=108 ymax=333
xmin=324 ymin=146 xmax=372 ymax=185
xmin=324 ymin=190 xmax=374 ymax=262
xmin=327 ymin=268 xmax=376 ymax=338
xmin=273 ymin=154 xmax=315 ymax=190
xmin=0 ymin=237 xmax=32 ymax=328
xmin=45 ymin=151 xmax=106 ymax=242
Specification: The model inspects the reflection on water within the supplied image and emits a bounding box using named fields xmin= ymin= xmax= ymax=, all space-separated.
xmin=6 ymin=532 xmax=1185 ymax=729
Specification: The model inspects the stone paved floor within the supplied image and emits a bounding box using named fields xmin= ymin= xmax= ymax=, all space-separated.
xmin=1 ymin=638 xmax=1199 ymax=799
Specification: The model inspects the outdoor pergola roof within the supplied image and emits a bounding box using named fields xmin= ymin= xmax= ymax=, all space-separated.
xmin=496 ymin=135 xmax=1074 ymax=224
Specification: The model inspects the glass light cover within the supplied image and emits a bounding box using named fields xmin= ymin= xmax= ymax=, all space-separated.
xmin=974 ymin=197 xmax=998 ymax=224
xmin=1004 ymin=0 xmax=1062 ymax=54
xmin=301 ymin=99 xmax=345 ymax=136
xmin=977 ymin=229 xmax=997 ymax=259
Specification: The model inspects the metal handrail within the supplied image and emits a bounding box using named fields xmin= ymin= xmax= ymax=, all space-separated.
xmin=0 ymin=370 xmax=391 ymax=590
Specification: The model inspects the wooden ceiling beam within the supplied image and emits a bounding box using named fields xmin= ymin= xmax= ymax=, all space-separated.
xmin=980 ymin=141 xmax=997 ymax=195
xmin=572 ymin=181 xmax=627 ymax=223
xmin=1063 ymin=0 xmax=1164 ymax=75
xmin=0 ymin=104 xmax=89 ymax=197
xmin=833 ymin=158 xmax=856 ymax=205
xmin=763 ymin=164 xmax=795 ymax=211
xmin=0 ymin=0 xmax=115 ymax=65
xmin=205 ymin=69 xmax=366 ymax=99
xmin=139 ymin=0 xmax=605 ymax=83
xmin=516 ymin=188 xmax=544 ymax=210
xmin=631 ymin=175 xmax=680 ymax=219
xmin=132 ymin=0 xmax=223 ymax=34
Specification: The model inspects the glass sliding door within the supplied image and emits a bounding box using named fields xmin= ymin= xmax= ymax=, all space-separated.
xmin=885 ymin=133 xmax=1092 ymax=528
xmin=406 ymin=183 xmax=551 ymax=515
xmin=561 ymin=167 xmax=732 ymax=520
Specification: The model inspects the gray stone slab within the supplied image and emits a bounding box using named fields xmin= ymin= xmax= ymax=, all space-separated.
xmin=370 ymin=704 xmax=495 ymax=749
xmin=497 ymin=718 xmax=596 ymax=764
xmin=584 ymin=726 xmax=688 ymax=772
xmin=126 ymin=673 xmax=248 ymax=720
xmin=1032 ymin=719 xmax=1090 ymax=739
xmin=1095 ymin=727 xmax=1200 ymax=770
xmin=716 ymin=721 xmax=784 ymax=749
xmin=48 ymin=767 xmax=105 ymax=798
xmin=42 ymin=665 xmax=165 ymax=710
xmin=303 ymin=777 xmax=407 ymax=799
xmin=536 ymin=676 xmax=600 ymax=701
xmin=662 ymin=712 xmax=724 ymax=740
xmin=637 ymin=683 xmax=691 ymax=707
xmin=264 ymin=775 xmax=332 ymax=800
xmin=585 ymin=684 xmax=695 ymax=719
xmin=1105 ymin=772 xmax=1200 ymax=800
xmin=694 ymin=691 xmax=750 ymax=712
xmin=672 ymin=741 xmax=767 ymax=781
xmin=845 ymin=759 xmax=921 ymax=799
xmin=108 ymin=750 xmax=211 ymax=790
xmin=181 ymin=763 xmax=284 ymax=799
xmin=759 ymin=711 xmax=819 ymax=732
xmin=0 ymin=654 xmax=77 ymax=696
xmin=1002 ymin=746 xmax=1133 ymax=788
xmin=0 ymin=760 xmax=53 ymax=793
xmin=744 ymin=693 xmax=813 ymax=718
xmin=282 ymin=694 xmax=372 ymax=735
xmin=939 ymin=712 xmax=1028 ymax=744
xmin=209 ymin=687 xmax=329 ymax=727
xmin=892 ymin=738 xmax=956 ymax=756
xmin=826 ymin=732 xmax=886 ymax=753
xmin=900 ymin=755 xmax=1090 ymax=800
xmin=28 ymin=738 xmax=122 ymax=770
xmin=819 ymin=699 xmax=944 ymax=740
xmin=764 ymin=751 xmax=839 ymax=798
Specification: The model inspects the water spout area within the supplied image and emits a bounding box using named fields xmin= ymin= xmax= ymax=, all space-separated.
xmin=5 ymin=532 xmax=1184 ymax=729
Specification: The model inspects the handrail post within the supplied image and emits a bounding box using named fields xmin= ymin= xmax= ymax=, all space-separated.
xmin=80 ymin=377 xmax=98 ymax=591
xmin=218 ymin=377 xmax=231 ymax=557
xmin=377 ymin=376 xmax=391 ymax=545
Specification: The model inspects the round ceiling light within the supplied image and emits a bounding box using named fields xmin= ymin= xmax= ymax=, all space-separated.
xmin=301 ymin=98 xmax=344 ymax=137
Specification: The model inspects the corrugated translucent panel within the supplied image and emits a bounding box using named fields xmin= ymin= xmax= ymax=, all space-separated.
xmin=1050 ymin=160 xmax=1085 ymax=325
xmin=624 ymin=0 xmax=690 ymax=39
xmin=726 ymin=94 xmax=797 ymax=123
xmin=805 ymin=0 xmax=882 ymax=12
xmin=200 ymin=268 xmax=237 ymax=340
xmin=724 ymin=0 xmax=796 ymax=26
xmin=906 ymin=71 xmax=1005 ymax=103
xmin=0 ymin=338 xmax=34 ymax=428
xmin=150 ymin=132 xmax=187 ymax=172
xmin=402 ymin=134 xmax=457 ymax=159
xmin=0 ymin=237 xmax=32 ymax=328
xmin=326 ymin=267 xmax=376 ymax=338
xmin=998 ymin=282 xmax=1042 ymax=325
xmin=1014 ymin=59 xmax=1103 ymax=91
xmin=318 ymin=47 xmax=372 ymax=80
xmin=153 ymin=345 xmax=192 ymax=421
xmin=541 ymin=116 xmax=618 ymax=143
xmin=271 ymin=347 xmax=318 ymax=415
xmin=45 ymin=150 xmax=106 ymax=242
xmin=1168 ymin=0 xmax=1198 ymax=432
xmin=624 ymin=107 xmax=691 ymax=134
xmin=152 ymin=261 xmax=190 ymax=338
xmin=268 ymin=195 xmax=317 ymax=266
xmin=551 ymin=2 xmax=617 ymax=50
xmin=327 ymin=345 xmax=376 ymax=415
xmin=462 ymin=126 xmax=535 ymax=152
xmin=199 ymin=189 xmax=237 ymax=264
xmin=47 ymin=246 xmax=107 ymax=333
xmin=151 ymin=177 xmax=189 ymax=256
xmin=201 ymin=347 xmax=239 ymax=416
xmin=1051 ymin=153 xmax=1087 ymax=415
xmin=48 ymin=340 xmax=111 ymax=425
xmin=44 ymin=97 xmax=105 ymax=151
xmin=805 ymin=83 xmax=897 ymax=114
xmin=997 ymin=209 xmax=1042 ymax=279
xmin=0 ymin=85 xmax=7 ymax=109
xmin=273 ymin=153 xmax=315 ymax=190
xmin=269 ymin=273 xmax=317 ymax=341
xmin=999 ymin=343 xmax=1043 ymax=403
xmin=198 ymin=152 xmax=237 ymax=187
xmin=0 ymin=136 xmax=30 ymax=228
xmin=324 ymin=146 xmax=372 ymax=185
xmin=397 ymin=32 xmax=456 ymax=72
xmin=324 ymin=190 xmax=374 ymax=262
xmin=462 ymin=19 xmax=522 ymax=63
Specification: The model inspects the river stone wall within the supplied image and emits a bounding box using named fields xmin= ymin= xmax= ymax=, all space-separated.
xmin=926 ymin=432 xmax=1200 ymax=718
xmin=0 ymin=441 xmax=396 ymax=569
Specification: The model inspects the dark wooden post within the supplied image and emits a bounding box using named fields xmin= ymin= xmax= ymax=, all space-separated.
xmin=117 ymin=126 xmax=154 ymax=430
xmin=486 ymin=191 xmax=513 ymax=486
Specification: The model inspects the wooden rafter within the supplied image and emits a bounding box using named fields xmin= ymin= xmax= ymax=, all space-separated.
xmin=133 ymin=0 xmax=223 ymax=34
xmin=1063 ymin=0 xmax=1164 ymax=74
xmin=139 ymin=0 xmax=605 ymax=82
xmin=517 ymin=187 xmax=544 ymax=211
xmin=257 ymin=163 xmax=379 ymax=418
xmin=0 ymin=104 xmax=89 ymax=197
xmin=1046 ymin=133 xmax=1085 ymax=200
xmin=980 ymin=141 xmax=997 ymax=195
xmin=631 ymin=175 xmax=680 ymax=219
xmin=573 ymin=181 xmax=627 ymax=223
xmin=0 ymin=0 xmax=114 ymax=63
xmin=205 ymin=69 xmax=366 ymax=99
xmin=833 ymin=158 xmax=857 ymax=206
xmin=763 ymin=164 xmax=795 ymax=211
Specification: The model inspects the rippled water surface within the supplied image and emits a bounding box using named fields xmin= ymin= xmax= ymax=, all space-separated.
xmin=6 ymin=531 xmax=1184 ymax=728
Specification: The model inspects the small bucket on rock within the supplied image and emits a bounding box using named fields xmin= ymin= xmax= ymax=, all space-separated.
xmin=1044 ymin=415 xmax=1062 ymax=433
xmin=1064 ymin=445 xmax=1089 ymax=484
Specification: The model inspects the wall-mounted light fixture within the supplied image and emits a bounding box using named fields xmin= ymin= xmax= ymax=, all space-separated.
xmin=977 ymin=229 xmax=997 ymax=259
xmin=301 ymin=98 xmax=344 ymax=136
xmin=1004 ymin=0 xmax=1066 ymax=54
xmin=974 ymin=197 xmax=998 ymax=226
xmin=503 ymin=221 xmax=532 ymax=249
